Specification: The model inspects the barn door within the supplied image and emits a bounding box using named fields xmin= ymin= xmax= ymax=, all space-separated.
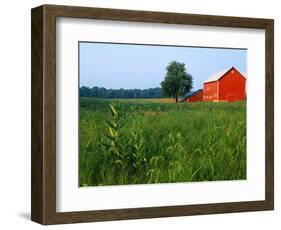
xmin=227 ymin=94 xmax=237 ymax=102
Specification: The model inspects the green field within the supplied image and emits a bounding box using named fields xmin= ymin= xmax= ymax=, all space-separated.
xmin=79 ymin=97 xmax=246 ymax=186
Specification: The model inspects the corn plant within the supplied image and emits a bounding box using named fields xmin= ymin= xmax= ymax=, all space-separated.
xmin=100 ymin=103 xmax=127 ymax=182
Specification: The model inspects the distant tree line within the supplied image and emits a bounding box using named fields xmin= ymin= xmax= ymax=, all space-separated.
xmin=80 ymin=86 xmax=164 ymax=99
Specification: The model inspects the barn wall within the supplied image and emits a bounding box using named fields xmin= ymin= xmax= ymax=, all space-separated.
xmin=203 ymin=81 xmax=218 ymax=101
xmin=218 ymin=69 xmax=246 ymax=102
xmin=189 ymin=90 xmax=203 ymax=102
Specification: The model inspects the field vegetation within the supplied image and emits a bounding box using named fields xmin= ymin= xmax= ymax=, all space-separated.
xmin=79 ymin=97 xmax=246 ymax=186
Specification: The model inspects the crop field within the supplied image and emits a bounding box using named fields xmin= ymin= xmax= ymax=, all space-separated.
xmin=79 ymin=97 xmax=246 ymax=186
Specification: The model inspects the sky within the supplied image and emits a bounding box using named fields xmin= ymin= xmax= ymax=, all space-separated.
xmin=79 ymin=42 xmax=247 ymax=91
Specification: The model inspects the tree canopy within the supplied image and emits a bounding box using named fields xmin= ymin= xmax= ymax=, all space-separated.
xmin=161 ymin=61 xmax=193 ymax=102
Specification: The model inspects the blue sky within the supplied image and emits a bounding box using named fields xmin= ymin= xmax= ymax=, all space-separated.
xmin=79 ymin=42 xmax=247 ymax=91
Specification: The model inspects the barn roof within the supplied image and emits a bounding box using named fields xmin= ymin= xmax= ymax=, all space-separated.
xmin=204 ymin=68 xmax=231 ymax=83
xmin=204 ymin=67 xmax=247 ymax=83
xmin=180 ymin=89 xmax=203 ymax=102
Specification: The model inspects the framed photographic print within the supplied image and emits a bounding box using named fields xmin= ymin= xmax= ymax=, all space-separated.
xmin=31 ymin=4 xmax=274 ymax=225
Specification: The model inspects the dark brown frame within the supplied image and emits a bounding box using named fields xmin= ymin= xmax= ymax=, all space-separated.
xmin=31 ymin=4 xmax=274 ymax=225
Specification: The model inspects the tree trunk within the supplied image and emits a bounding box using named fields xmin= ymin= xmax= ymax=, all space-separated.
xmin=176 ymin=97 xmax=178 ymax=103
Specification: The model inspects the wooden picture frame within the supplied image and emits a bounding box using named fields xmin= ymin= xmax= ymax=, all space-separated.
xmin=31 ymin=4 xmax=274 ymax=225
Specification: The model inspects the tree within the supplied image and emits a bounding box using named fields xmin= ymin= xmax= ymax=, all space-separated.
xmin=161 ymin=61 xmax=193 ymax=102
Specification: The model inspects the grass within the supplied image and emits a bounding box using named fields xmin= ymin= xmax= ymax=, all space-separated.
xmin=139 ymin=98 xmax=176 ymax=103
xmin=79 ymin=97 xmax=246 ymax=186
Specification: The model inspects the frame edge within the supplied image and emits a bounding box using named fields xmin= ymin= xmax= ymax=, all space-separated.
xmin=265 ymin=19 xmax=274 ymax=210
xmin=31 ymin=5 xmax=44 ymax=224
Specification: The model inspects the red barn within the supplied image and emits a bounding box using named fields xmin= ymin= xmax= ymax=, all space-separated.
xmin=181 ymin=89 xmax=203 ymax=103
xmin=203 ymin=67 xmax=246 ymax=102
